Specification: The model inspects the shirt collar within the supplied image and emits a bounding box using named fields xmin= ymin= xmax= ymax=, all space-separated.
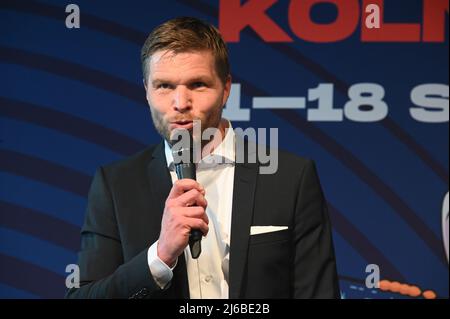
xmin=164 ymin=120 xmax=235 ymax=170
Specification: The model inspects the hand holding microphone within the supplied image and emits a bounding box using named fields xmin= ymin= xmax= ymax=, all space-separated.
xmin=157 ymin=129 xmax=207 ymax=266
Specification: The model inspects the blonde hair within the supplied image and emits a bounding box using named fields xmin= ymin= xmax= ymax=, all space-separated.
xmin=141 ymin=17 xmax=230 ymax=84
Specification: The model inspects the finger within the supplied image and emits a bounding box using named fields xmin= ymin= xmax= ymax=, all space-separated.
xmin=176 ymin=188 xmax=207 ymax=208
xmin=182 ymin=207 xmax=209 ymax=224
xmin=185 ymin=218 xmax=209 ymax=236
xmin=167 ymin=179 xmax=205 ymax=200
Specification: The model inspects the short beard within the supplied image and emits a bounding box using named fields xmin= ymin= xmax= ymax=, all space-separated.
xmin=149 ymin=106 xmax=171 ymax=142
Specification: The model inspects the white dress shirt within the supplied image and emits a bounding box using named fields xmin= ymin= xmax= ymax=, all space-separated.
xmin=147 ymin=122 xmax=236 ymax=299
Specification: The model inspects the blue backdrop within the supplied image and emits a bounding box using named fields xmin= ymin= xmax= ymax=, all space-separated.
xmin=0 ymin=0 xmax=448 ymax=298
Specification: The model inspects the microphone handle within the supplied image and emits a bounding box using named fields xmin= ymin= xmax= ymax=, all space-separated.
xmin=174 ymin=163 xmax=202 ymax=259
xmin=174 ymin=163 xmax=196 ymax=181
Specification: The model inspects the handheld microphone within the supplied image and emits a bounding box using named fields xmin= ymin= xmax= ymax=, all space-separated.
xmin=170 ymin=129 xmax=202 ymax=259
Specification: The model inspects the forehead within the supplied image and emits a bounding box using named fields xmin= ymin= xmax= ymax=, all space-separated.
xmin=149 ymin=50 xmax=217 ymax=78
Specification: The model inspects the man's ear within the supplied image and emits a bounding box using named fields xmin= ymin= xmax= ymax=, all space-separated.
xmin=143 ymin=79 xmax=151 ymax=105
xmin=143 ymin=78 xmax=148 ymax=91
xmin=222 ymin=74 xmax=232 ymax=107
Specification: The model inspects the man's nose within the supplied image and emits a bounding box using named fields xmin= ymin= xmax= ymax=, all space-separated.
xmin=173 ymin=86 xmax=192 ymax=112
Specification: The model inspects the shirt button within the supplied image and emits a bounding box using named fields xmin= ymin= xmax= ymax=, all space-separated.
xmin=204 ymin=275 xmax=212 ymax=283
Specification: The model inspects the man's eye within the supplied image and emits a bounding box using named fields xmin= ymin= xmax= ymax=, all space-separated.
xmin=157 ymin=83 xmax=171 ymax=89
xmin=192 ymin=82 xmax=206 ymax=89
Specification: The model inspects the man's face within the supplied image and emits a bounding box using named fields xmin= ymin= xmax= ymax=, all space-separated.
xmin=145 ymin=49 xmax=231 ymax=142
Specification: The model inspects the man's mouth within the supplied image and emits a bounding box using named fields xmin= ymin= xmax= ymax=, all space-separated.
xmin=170 ymin=120 xmax=194 ymax=130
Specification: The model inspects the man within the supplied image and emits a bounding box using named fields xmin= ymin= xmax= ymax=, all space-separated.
xmin=66 ymin=17 xmax=340 ymax=299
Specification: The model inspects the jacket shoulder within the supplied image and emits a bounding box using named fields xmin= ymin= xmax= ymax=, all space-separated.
xmin=276 ymin=148 xmax=313 ymax=167
xmin=99 ymin=144 xmax=161 ymax=180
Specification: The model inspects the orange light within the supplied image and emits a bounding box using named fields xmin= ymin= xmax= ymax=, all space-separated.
xmin=408 ymin=286 xmax=421 ymax=297
xmin=422 ymin=290 xmax=436 ymax=299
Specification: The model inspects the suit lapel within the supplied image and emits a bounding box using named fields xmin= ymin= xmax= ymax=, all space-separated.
xmin=229 ymin=142 xmax=258 ymax=298
xmin=146 ymin=141 xmax=190 ymax=298
xmin=146 ymin=142 xmax=172 ymax=217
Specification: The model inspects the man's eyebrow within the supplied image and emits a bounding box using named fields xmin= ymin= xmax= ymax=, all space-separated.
xmin=151 ymin=75 xmax=213 ymax=86
xmin=187 ymin=75 xmax=213 ymax=83
xmin=151 ymin=78 xmax=172 ymax=85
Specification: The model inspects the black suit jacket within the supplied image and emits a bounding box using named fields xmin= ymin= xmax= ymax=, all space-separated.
xmin=66 ymin=141 xmax=340 ymax=299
